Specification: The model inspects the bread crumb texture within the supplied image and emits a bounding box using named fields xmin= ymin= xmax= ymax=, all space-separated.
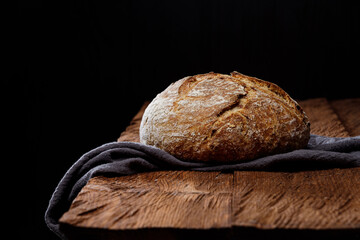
xmin=140 ymin=72 xmax=310 ymax=163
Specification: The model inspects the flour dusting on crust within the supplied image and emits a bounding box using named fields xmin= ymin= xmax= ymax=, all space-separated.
xmin=140 ymin=72 xmax=310 ymax=163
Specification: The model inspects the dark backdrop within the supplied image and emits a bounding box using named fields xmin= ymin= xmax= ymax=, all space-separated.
xmin=10 ymin=0 xmax=360 ymax=239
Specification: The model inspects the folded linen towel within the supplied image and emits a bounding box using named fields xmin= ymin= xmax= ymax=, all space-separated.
xmin=45 ymin=134 xmax=360 ymax=239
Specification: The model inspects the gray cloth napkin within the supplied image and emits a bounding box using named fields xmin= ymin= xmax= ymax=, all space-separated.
xmin=45 ymin=134 xmax=360 ymax=239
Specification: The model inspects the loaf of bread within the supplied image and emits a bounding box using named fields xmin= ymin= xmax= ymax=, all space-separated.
xmin=140 ymin=72 xmax=310 ymax=163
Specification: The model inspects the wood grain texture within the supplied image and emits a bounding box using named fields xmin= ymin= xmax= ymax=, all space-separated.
xmin=60 ymin=171 xmax=233 ymax=229
xmin=330 ymin=98 xmax=360 ymax=136
xmin=232 ymin=169 xmax=360 ymax=229
xmin=60 ymin=98 xmax=360 ymax=237
xmin=299 ymin=98 xmax=350 ymax=137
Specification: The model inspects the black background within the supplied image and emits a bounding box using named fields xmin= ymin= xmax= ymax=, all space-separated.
xmin=9 ymin=0 xmax=360 ymax=239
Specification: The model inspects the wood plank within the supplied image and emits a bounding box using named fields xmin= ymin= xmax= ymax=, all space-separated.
xmin=60 ymin=98 xmax=360 ymax=237
xmin=60 ymin=171 xmax=233 ymax=229
xmin=232 ymin=168 xmax=360 ymax=229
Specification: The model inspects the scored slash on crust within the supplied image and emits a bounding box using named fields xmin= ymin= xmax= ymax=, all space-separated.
xmin=140 ymin=72 xmax=311 ymax=163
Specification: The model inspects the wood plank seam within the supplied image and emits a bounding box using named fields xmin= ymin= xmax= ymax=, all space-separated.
xmin=329 ymin=99 xmax=360 ymax=137
xmin=327 ymin=99 xmax=351 ymax=136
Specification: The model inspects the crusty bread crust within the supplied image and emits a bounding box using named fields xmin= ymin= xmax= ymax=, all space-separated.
xmin=140 ymin=72 xmax=310 ymax=163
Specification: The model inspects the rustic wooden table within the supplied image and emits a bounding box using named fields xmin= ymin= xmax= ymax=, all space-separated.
xmin=59 ymin=98 xmax=360 ymax=240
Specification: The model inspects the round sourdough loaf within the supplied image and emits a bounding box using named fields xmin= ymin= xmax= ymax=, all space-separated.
xmin=140 ymin=72 xmax=310 ymax=163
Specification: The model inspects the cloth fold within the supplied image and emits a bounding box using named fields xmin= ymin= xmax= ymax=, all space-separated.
xmin=45 ymin=134 xmax=360 ymax=239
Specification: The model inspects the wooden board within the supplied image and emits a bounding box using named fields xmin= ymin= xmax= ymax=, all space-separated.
xmin=59 ymin=98 xmax=360 ymax=239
